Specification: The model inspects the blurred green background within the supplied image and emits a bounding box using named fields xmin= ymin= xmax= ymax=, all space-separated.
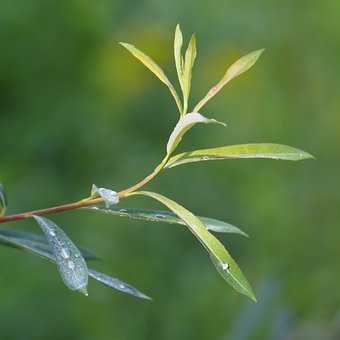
xmin=0 ymin=0 xmax=339 ymax=339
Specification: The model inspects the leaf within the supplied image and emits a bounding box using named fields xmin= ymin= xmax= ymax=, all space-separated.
xmin=119 ymin=42 xmax=182 ymax=113
xmin=128 ymin=191 xmax=256 ymax=301
xmin=85 ymin=206 xmax=248 ymax=237
xmin=0 ymin=228 xmax=99 ymax=260
xmin=194 ymin=49 xmax=264 ymax=112
xmin=0 ymin=228 xmax=149 ymax=300
xmin=0 ymin=183 xmax=7 ymax=216
xmin=33 ymin=216 xmax=89 ymax=295
xmin=166 ymin=112 xmax=226 ymax=155
xmin=174 ymin=24 xmax=184 ymax=93
xmin=166 ymin=143 xmax=315 ymax=168
xmin=182 ymin=34 xmax=197 ymax=114
xmin=91 ymin=184 xmax=119 ymax=208
xmin=88 ymin=269 xmax=151 ymax=300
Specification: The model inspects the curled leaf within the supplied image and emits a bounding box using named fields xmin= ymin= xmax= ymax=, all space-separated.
xmin=128 ymin=191 xmax=256 ymax=301
xmin=120 ymin=42 xmax=182 ymax=113
xmin=91 ymin=184 xmax=119 ymax=208
xmin=174 ymin=24 xmax=184 ymax=94
xmin=166 ymin=112 xmax=226 ymax=155
xmin=0 ymin=183 xmax=7 ymax=216
xmin=194 ymin=49 xmax=264 ymax=112
xmin=182 ymin=34 xmax=197 ymax=113
xmin=89 ymin=269 xmax=151 ymax=300
xmin=33 ymin=216 xmax=89 ymax=295
xmin=85 ymin=206 xmax=248 ymax=237
xmin=166 ymin=143 xmax=314 ymax=168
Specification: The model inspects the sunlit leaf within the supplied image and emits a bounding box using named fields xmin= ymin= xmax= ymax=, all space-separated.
xmin=128 ymin=191 xmax=256 ymax=301
xmin=0 ymin=228 xmax=99 ymax=260
xmin=0 ymin=183 xmax=7 ymax=216
xmin=182 ymin=34 xmax=197 ymax=113
xmin=166 ymin=143 xmax=315 ymax=168
xmin=174 ymin=24 xmax=184 ymax=95
xmin=88 ymin=269 xmax=151 ymax=300
xmin=166 ymin=112 xmax=226 ymax=155
xmin=194 ymin=49 xmax=264 ymax=112
xmin=85 ymin=206 xmax=248 ymax=237
xmin=120 ymin=42 xmax=182 ymax=113
xmin=0 ymin=230 xmax=149 ymax=299
xmin=33 ymin=216 xmax=89 ymax=295
xmin=91 ymin=184 xmax=119 ymax=208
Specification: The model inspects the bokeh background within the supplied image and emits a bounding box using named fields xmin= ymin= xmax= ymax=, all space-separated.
xmin=0 ymin=1 xmax=339 ymax=339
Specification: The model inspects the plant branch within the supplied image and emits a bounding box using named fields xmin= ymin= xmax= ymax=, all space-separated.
xmin=0 ymin=155 xmax=170 ymax=225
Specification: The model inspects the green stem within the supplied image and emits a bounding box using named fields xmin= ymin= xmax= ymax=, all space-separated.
xmin=0 ymin=155 xmax=170 ymax=225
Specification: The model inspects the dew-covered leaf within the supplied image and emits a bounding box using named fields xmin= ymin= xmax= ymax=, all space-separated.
xmin=33 ymin=216 xmax=89 ymax=295
xmin=0 ymin=228 xmax=99 ymax=260
xmin=0 ymin=183 xmax=7 ymax=216
xmin=85 ymin=206 xmax=248 ymax=237
xmin=174 ymin=24 xmax=184 ymax=94
xmin=128 ymin=191 xmax=256 ymax=301
xmin=182 ymin=34 xmax=197 ymax=113
xmin=194 ymin=49 xmax=264 ymax=112
xmin=88 ymin=269 xmax=151 ymax=300
xmin=166 ymin=112 xmax=226 ymax=155
xmin=120 ymin=42 xmax=182 ymax=113
xmin=166 ymin=143 xmax=314 ymax=168
xmin=91 ymin=184 xmax=119 ymax=208
xmin=0 ymin=229 xmax=149 ymax=299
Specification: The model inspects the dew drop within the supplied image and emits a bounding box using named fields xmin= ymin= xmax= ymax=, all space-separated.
xmin=68 ymin=261 xmax=75 ymax=270
xmin=221 ymin=262 xmax=229 ymax=270
xmin=202 ymin=156 xmax=210 ymax=161
xmin=49 ymin=230 xmax=56 ymax=236
xmin=119 ymin=284 xmax=126 ymax=289
xmin=119 ymin=209 xmax=127 ymax=213
xmin=155 ymin=214 xmax=165 ymax=219
xmin=61 ymin=248 xmax=70 ymax=259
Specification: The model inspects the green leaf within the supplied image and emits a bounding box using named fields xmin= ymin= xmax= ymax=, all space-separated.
xmin=194 ymin=49 xmax=264 ymax=112
xmin=182 ymin=34 xmax=197 ymax=114
xmin=33 ymin=216 xmax=89 ymax=295
xmin=85 ymin=206 xmax=248 ymax=237
xmin=174 ymin=24 xmax=184 ymax=93
xmin=120 ymin=42 xmax=182 ymax=113
xmin=166 ymin=112 xmax=226 ymax=155
xmin=128 ymin=191 xmax=256 ymax=301
xmin=89 ymin=269 xmax=151 ymax=300
xmin=0 ymin=229 xmax=149 ymax=299
xmin=0 ymin=228 xmax=99 ymax=260
xmin=166 ymin=143 xmax=314 ymax=168
xmin=0 ymin=183 xmax=7 ymax=216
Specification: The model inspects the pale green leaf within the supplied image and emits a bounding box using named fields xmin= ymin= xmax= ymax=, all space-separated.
xmin=182 ymin=34 xmax=197 ymax=114
xmin=85 ymin=206 xmax=248 ymax=237
xmin=0 ymin=228 xmax=99 ymax=260
xmin=166 ymin=143 xmax=314 ymax=168
xmin=166 ymin=112 xmax=226 ymax=155
xmin=0 ymin=183 xmax=7 ymax=216
xmin=0 ymin=229 xmax=149 ymax=299
xmin=128 ymin=191 xmax=256 ymax=301
xmin=120 ymin=42 xmax=182 ymax=113
xmin=33 ymin=216 xmax=89 ymax=294
xmin=174 ymin=24 xmax=184 ymax=93
xmin=194 ymin=49 xmax=264 ymax=112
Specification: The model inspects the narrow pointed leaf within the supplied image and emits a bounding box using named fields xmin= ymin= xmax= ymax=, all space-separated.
xmin=91 ymin=184 xmax=119 ymax=208
xmin=166 ymin=143 xmax=314 ymax=168
xmin=85 ymin=206 xmax=248 ymax=237
xmin=0 ymin=183 xmax=7 ymax=216
xmin=174 ymin=24 xmax=184 ymax=94
xmin=166 ymin=112 xmax=226 ymax=155
xmin=120 ymin=42 xmax=182 ymax=113
xmin=194 ymin=49 xmax=264 ymax=112
xmin=0 ymin=229 xmax=149 ymax=300
xmin=0 ymin=228 xmax=99 ymax=260
xmin=33 ymin=216 xmax=88 ymax=294
xmin=182 ymin=34 xmax=197 ymax=113
xmin=88 ymin=269 xmax=151 ymax=300
xmin=128 ymin=191 xmax=256 ymax=301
